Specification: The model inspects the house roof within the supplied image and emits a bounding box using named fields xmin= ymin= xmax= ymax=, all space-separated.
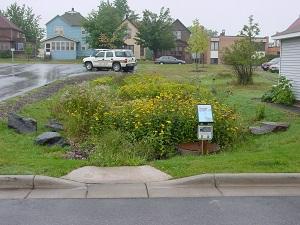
xmin=61 ymin=10 xmax=86 ymax=26
xmin=273 ymin=16 xmax=300 ymax=40
xmin=41 ymin=35 xmax=77 ymax=42
xmin=0 ymin=15 xmax=23 ymax=32
xmin=172 ymin=19 xmax=191 ymax=34
xmin=121 ymin=18 xmax=139 ymax=29
xmin=46 ymin=8 xmax=85 ymax=27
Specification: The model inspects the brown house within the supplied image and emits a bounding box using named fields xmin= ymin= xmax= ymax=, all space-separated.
xmin=157 ymin=19 xmax=192 ymax=62
xmin=205 ymin=31 xmax=269 ymax=64
xmin=0 ymin=15 xmax=25 ymax=52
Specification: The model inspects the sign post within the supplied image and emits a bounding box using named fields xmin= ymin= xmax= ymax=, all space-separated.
xmin=197 ymin=105 xmax=214 ymax=154
xmin=11 ymin=48 xmax=15 ymax=63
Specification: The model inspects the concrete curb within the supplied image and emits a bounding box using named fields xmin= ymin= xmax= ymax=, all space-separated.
xmin=148 ymin=174 xmax=215 ymax=187
xmin=215 ymin=173 xmax=300 ymax=187
xmin=0 ymin=175 xmax=84 ymax=189
xmin=1 ymin=174 xmax=300 ymax=190
xmin=0 ymin=176 xmax=34 ymax=189
xmin=147 ymin=173 xmax=300 ymax=188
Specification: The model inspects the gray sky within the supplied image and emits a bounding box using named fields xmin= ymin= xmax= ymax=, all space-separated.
xmin=0 ymin=0 xmax=299 ymax=40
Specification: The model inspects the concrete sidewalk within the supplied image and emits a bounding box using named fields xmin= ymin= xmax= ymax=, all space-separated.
xmin=0 ymin=173 xmax=300 ymax=199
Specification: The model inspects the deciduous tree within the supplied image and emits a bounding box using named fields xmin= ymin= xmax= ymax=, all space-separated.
xmin=223 ymin=15 xmax=262 ymax=85
xmin=135 ymin=8 xmax=175 ymax=59
xmin=1 ymin=3 xmax=44 ymax=53
xmin=188 ymin=19 xmax=209 ymax=69
xmin=113 ymin=0 xmax=139 ymax=22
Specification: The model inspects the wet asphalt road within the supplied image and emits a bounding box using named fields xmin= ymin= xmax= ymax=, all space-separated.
xmin=0 ymin=197 xmax=300 ymax=225
xmin=0 ymin=64 xmax=89 ymax=101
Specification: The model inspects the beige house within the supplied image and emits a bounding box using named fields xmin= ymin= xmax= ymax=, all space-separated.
xmin=121 ymin=19 xmax=146 ymax=60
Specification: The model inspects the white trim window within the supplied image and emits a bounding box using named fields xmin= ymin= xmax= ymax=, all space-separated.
xmin=211 ymin=41 xmax=219 ymax=51
xmin=54 ymin=26 xmax=64 ymax=36
xmin=16 ymin=43 xmax=24 ymax=51
xmin=56 ymin=42 xmax=61 ymax=51
xmin=66 ymin=42 xmax=70 ymax=51
xmin=70 ymin=42 xmax=75 ymax=51
xmin=173 ymin=31 xmax=182 ymax=40
xmin=61 ymin=42 xmax=66 ymax=51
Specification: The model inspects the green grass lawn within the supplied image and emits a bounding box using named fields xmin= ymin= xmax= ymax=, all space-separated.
xmin=0 ymin=100 xmax=85 ymax=177
xmin=0 ymin=63 xmax=299 ymax=177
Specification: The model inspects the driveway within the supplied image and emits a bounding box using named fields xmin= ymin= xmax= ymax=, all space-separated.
xmin=0 ymin=64 xmax=89 ymax=101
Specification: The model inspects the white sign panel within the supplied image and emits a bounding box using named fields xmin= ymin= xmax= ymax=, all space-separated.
xmin=198 ymin=125 xmax=213 ymax=141
xmin=197 ymin=105 xmax=213 ymax=123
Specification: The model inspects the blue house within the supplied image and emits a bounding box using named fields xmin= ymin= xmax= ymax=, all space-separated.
xmin=43 ymin=8 xmax=92 ymax=60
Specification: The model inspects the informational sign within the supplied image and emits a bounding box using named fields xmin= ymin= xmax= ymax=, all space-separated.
xmin=198 ymin=125 xmax=213 ymax=141
xmin=197 ymin=105 xmax=213 ymax=124
xmin=10 ymin=48 xmax=15 ymax=52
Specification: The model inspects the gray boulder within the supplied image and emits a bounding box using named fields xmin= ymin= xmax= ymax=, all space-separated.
xmin=35 ymin=132 xmax=67 ymax=147
xmin=46 ymin=119 xmax=64 ymax=132
xmin=250 ymin=122 xmax=290 ymax=135
xmin=260 ymin=122 xmax=289 ymax=132
xmin=8 ymin=113 xmax=37 ymax=134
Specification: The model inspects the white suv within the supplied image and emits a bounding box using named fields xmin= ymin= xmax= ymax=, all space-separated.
xmin=83 ymin=49 xmax=136 ymax=72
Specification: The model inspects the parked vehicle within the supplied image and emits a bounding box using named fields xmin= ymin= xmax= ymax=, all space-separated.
xmin=261 ymin=57 xmax=280 ymax=71
xmin=155 ymin=56 xmax=186 ymax=64
xmin=269 ymin=63 xmax=280 ymax=73
xmin=83 ymin=49 xmax=136 ymax=72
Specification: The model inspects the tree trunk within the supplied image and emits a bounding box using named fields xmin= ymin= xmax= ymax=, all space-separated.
xmin=202 ymin=53 xmax=205 ymax=68
xmin=153 ymin=50 xmax=159 ymax=61
xmin=195 ymin=52 xmax=199 ymax=71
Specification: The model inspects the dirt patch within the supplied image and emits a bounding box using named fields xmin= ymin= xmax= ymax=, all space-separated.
xmin=0 ymin=73 xmax=108 ymax=120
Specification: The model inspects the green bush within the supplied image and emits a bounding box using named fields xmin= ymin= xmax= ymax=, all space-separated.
xmin=262 ymin=76 xmax=296 ymax=106
xmin=0 ymin=50 xmax=11 ymax=58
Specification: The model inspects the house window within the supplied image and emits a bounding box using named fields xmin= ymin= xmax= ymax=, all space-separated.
xmin=125 ymin=28 xmax=132 ymax=39
xmin=66 ymin=42 xmax=70 ymax=50
xmin=16 ymin=43 xmax=24 ymax=51
xmin=140 ymin=47 xmax=145 ymax=57
xmin=81 ymin=28 xmax=86 ymax=35
xmin=173 ymin=31 xmax=182 ymax=40
xmin=0 ymin=43 xmax=9 ymax=50
xmin=70 ymin=42 xmax=75 ymax=50
xmin=211 ymin=42 xmax=219 ymax=51
xmin=56 ymin=42 xmax=61 ymax=51
xmin=82 ymin=46 xmax=86 ymax=51
xmin=51 ymin=42 xmax=55 ymax=50
xmin=45 ymin=43 xmax=51 ymax=52
xmin=61 ymin=42 xmax=66 ymax=51
xmin=210 ymin=58 xmax=218 ymax=64
xmin=54 ymin=26 xmax=64 ymax=36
